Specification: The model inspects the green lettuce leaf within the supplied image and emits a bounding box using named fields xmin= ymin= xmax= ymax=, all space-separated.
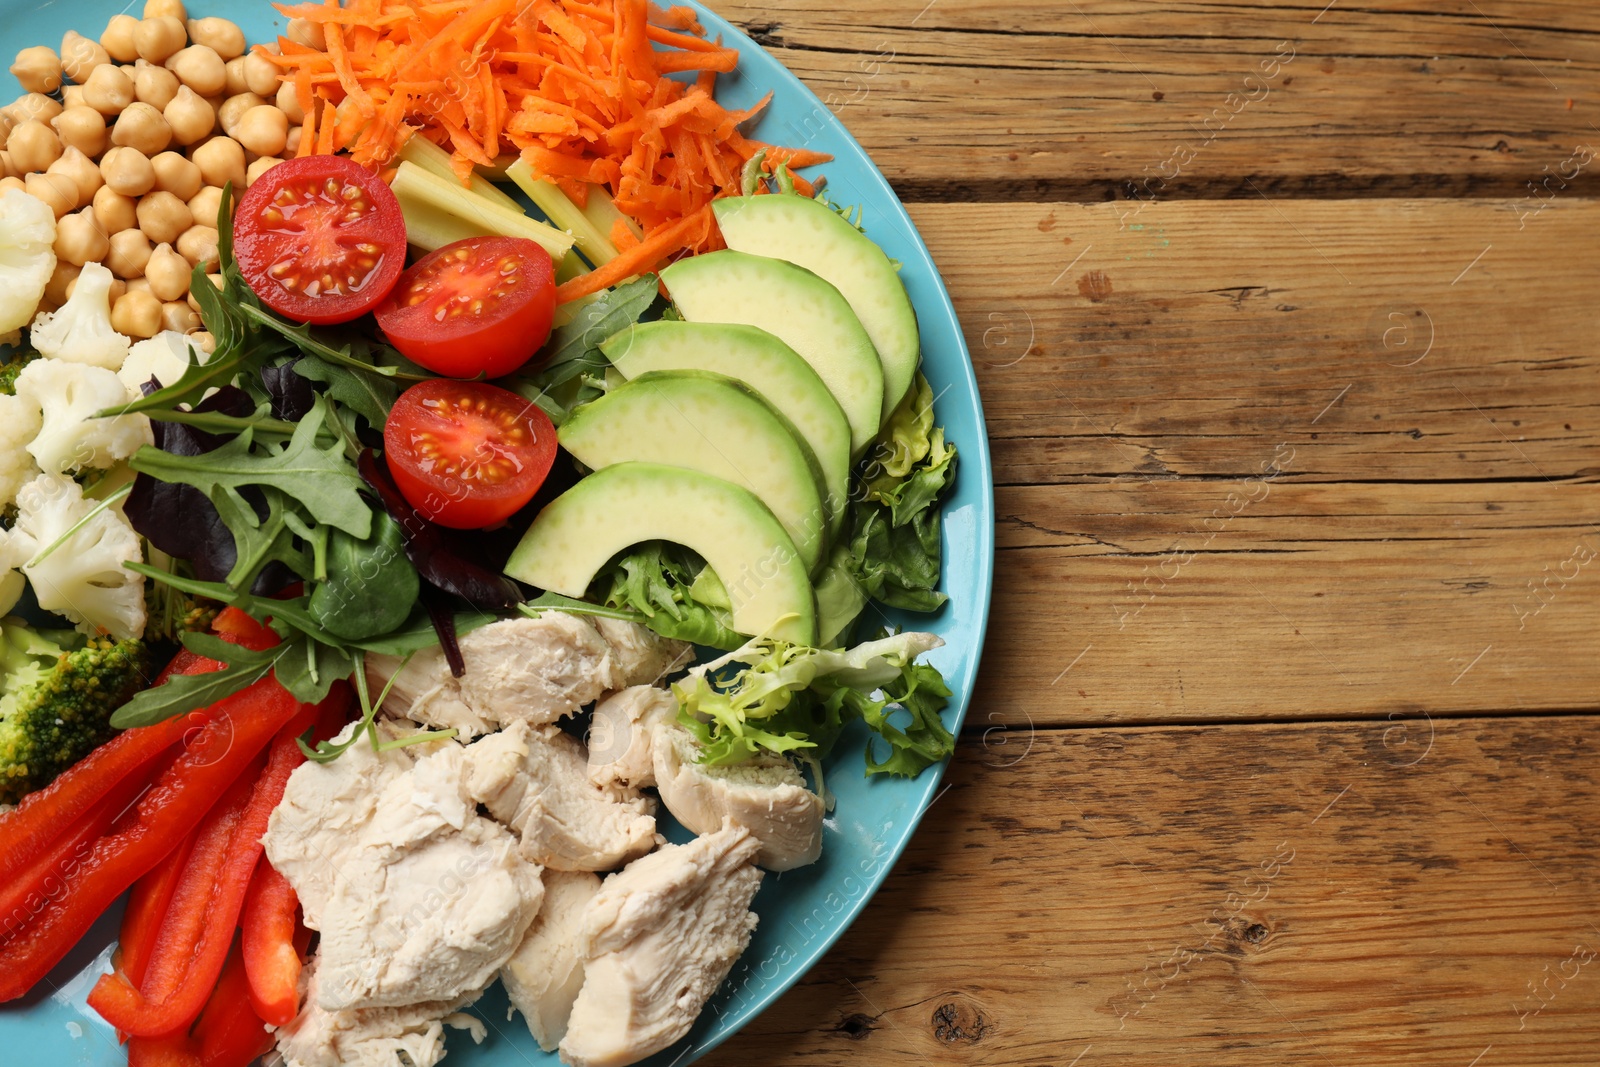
xmin=594 ymin=542 xmax=745 ymax=650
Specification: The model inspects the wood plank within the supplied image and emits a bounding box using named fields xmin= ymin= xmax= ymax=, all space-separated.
xmin=985 ymin=480 xmax=1599 ymax=724
xmin=722 ymin=0 xmax=1600 ymax=200
xmin=701 ymin=718 xmax=1600 ymax=1067
xmin=900 ymin=198 xmax=1600 ymax=485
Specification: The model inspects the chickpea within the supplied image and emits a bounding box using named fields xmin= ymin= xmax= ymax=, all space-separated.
xmin=161 ymin=300 xmax=199 ymax=333
xmin=236 ymin=106 xmax=289 ymax=158
xmin=59 ymin=32 xmax=111 ymax=85
xmin=149 ymin=150 xmax=201 ymax=199
xmin=11 ymin=47 xmax=62 ymax=95
xmin=135 ymin=17 xmax=187 ymax=65
xmin=55 ymin=206 xmax=110 ymax=266
xmin=242 ymin=51 xmax=279 ymax=97
xmin=274 ymin=80 xmax=304 ymax=125
xmin=52 ymin=106 xmax=108 ymax=157
xmin=60 ymin=86 xmax=86 ymax=110
xmin=0 ymin=175 xmax=25 ymax=195
xmin=136 ymin=189 xmax=191 ymax=244
xmin=0 ymin=110 xmax=14 ymax=150
xmin=23 ymin=171 xmax=77 ymax=217
xmin=217 ymin=92 xmax=265 ymax=139
xmin=162 ymin=86 xmax=213 ymax=146
xmin=134 ymin=62 xmax=180 ymax=110
xmin=101 ymin=15 xmax=141 ymax=64
xmin=175 ymin=223 xmax=217 ymax=270
xmin=44 ymin=261 xmax=79 ymax=307
xmin=245 ymin=155 xmax=282 ymax=187
xmin=143 ymin=0 xmax=186 ymax=19
xmin=111 ymin=289 xmax=162 ymax=339
xmin=285 ymin=18 xmax=325 ymax=51
xmin=125 ymin=276 xmax=152 ymax=296
xmin=0 ymin=151 xmax=11 ymax=179
xmin=144 ymin=242 xmax=190 ymax=301
xmin=81 ymin=64 xmax=135 ymax=116
xmin=47 ymin=146 xmax=103 ymax=203
xmin=190 ymin=134 xmax=243 ymax=189
xmin=166 ymin=46 xmax=227 ymax=97
xmin=187 ymin=18 xmax=244 ymax=61
xmin=186 ymin=184 xmax=221 ymax=227
xmin=100 ymin=146 xmax=155 ymax=196
xmin=110 ymin=102 xmax=172 ymax=156
xmin=8 ymin=120 xmax=62 ymax=174
xmin=93 ymin=185 xmax=138 ymax=233
xmin=190 ymin=330 xmax=215 ymax=354
xmin=223 ymin=56 xmax=248 ymax=97
xmin=283 ymin=125 xmax=302 ymax=156
xmin=108 ymin=227 xmax=153 ymax=278
xmin=8 ymin=93 xmax=62 ymax=126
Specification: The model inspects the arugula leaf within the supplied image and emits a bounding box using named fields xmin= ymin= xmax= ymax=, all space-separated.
xmin=211 ymin=484 xmax=310 ymax=590
xmin=272 ymin=634 xmax=358 ymax=705
xmin=241 ymin=306 xmax=430 ymax=383
xmin=294 ymin=352 xmax=398 ymax=430
xmin=130 ymin=397 xmax=373 ymax=539
xmin=109 ymin=631 xmax=285 ymax=728
xmin=503 ymin=274 xmax=659 ymax=423
xmin=520 ymin=591 xmax=649 ymax=623
xmin=595 ymin=542 xmax=745 ymax=649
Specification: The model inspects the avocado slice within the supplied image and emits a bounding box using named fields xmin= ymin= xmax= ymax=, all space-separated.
xmin=505 ymin=462 xmax=817 ymax=645
xmin=659 ymin=250 xmax=884 ymax=456
xmin=714 ymin=193 xmax=920 ymax=420
xmin=559 ymin=371 xmax=828 ymax=572
xmin=602 ymin=321 xmax=853 ymax=539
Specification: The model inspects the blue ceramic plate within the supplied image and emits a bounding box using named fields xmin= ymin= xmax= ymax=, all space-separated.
xmin=0 ymin=2 xmax=994 ymax=1063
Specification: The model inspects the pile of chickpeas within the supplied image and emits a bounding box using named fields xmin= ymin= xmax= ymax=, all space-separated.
xmin=2 ymin=1 xmax=312 ymax=345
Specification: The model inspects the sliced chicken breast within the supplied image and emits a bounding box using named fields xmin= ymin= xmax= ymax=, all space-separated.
xmin=275 ymin=961 xmax=485 ymax=1067
xmin=502 ymin=869 xmax=604 ymax=1052
xmin=560 ymin=825 xmax=763 ymax=1067
xmin=652 ymin=721 xmax=824 ymax=871
xmin=471 ymin=720 xmax=657 ymax=872
xmin=587 ymin=685 xmax=677 ymax=792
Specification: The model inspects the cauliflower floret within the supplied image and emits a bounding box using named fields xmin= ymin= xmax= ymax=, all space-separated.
xmin=10 ymin=473 xmax=146 ymax=640
xmin=117 ymin=331 xmax=206 ymax=400
xmin=0 ymin=189 xmax=56 ymax=342
xmin=0 ymin=528 xmax=28 ymax=616
xmin=13 ymin=358 xmax=152 ymax=474
xmin=27 ymin=262 xmax=130 ymax=371
xmin=0 ymin=393 xmax=43 ymax=510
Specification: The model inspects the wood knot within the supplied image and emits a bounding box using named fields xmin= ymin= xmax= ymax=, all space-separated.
xmin=1244 ymin=923 xmax=1269 ymax=944
xmin=931 ymin=995 xmax=990 ymax=1045
xmin=834 ymin=1013 xmax=877 ymax=1040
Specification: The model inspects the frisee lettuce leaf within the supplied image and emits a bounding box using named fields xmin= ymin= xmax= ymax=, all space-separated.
xmin=673 ymin=630 xmax=951 ymax=778
xmin=593 ymin=541 xmax=745 ymax=649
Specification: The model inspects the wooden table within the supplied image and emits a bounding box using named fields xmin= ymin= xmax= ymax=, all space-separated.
xmin=700 ymin=3 xmax=1600 ymax=1064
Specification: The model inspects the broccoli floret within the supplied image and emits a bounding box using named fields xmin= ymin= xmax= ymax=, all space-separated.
xmin=0 ymin=349 xmax=37 ymax=396
xmin=0 ymin=620 xmax=149 ymax=805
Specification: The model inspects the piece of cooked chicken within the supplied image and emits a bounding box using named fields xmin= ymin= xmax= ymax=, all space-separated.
xmin=587 ymin=685 xmax=678 ymax=792
xmin=559 ymin=825 xmax=763 ymax=1067
xmin=469 ymin=720 xmax=657 ymax=872
xmin=367 ymin=616 xmax=691 ymax=739
xmin=262 ymin=723 xmax=420 ymax=927
xmin=502 ymin=869 xmax=604 ymax=1052
xmin=652 ymin=721 xmax=824 ymax=871
xmin=317 ymin=740 xmax=544 ymax=1011
xmin=275 ymin=960 xmax=486 ymax=1067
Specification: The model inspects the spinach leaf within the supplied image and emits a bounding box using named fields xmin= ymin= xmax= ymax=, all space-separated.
xmin=308 ymin=512 xmax=419 ymax=640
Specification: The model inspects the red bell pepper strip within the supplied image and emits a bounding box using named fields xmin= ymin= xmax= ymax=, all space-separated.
xmin=0 ymin=758 xmax=161 ymax=944
xmin=126 ymin=1031 xmax=202 ymax=1067
xmin=193 ymin=943 xmax=276 ymax=1067
xmin=0 ymin=672 xmax=302 ymax=1002
xmin=118 ymin=827 xmax=199 ymax=993
xmin=87 ymin=689 xmax=340 ymax=1035
xmin=239 ymin=860 xmax=305 ymax=1027
xmin=0 ymin=609 xmax=278 ymax=895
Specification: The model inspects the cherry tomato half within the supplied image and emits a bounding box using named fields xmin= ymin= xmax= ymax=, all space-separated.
xmin=383 ymin=379 xmax=557 ymax=529
xmin=233 ymin=155 xmax=406 ymax=325
xmin=373 ymin=236 xmax=556 ymax=379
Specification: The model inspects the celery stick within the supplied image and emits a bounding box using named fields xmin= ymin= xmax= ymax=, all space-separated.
xmin=505 ymin=158 xmax=622 ymax=267
xmin=399 ymin=197 xmax=491 ymax=252
xmin=397 ymin=137 xmax=522 ymax=212
xmin=579 ymin=186 xmax=642 ymax=245
xmin=390 ymin=162 xmax=575 ymax=261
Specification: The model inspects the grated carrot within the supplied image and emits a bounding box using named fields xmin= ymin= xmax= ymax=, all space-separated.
xmin=270 ymin=0 xmax=829 ymax=301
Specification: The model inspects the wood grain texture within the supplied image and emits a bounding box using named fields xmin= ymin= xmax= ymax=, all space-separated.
xmin=903 ymin=198 xmax=1600 ymax=486
xmin=702 ymin=719 xmax=1600 ymax=1067
xmin=718 ymin=0 xmax=1600 ymax=201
